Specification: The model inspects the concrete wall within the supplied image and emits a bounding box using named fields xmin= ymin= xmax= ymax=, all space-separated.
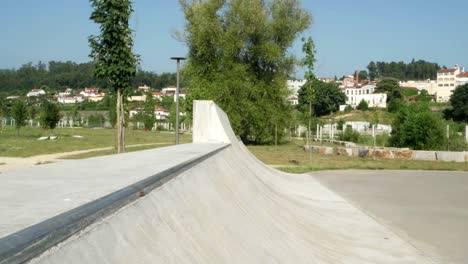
xmin=305 ymin=145 xmax=467 ymax=163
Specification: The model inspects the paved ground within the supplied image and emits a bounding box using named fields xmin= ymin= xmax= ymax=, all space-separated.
xmin=311 ymin=170 xmax=468 ymax=264
xmin=0 ymin=143 xmax=170 ymax=172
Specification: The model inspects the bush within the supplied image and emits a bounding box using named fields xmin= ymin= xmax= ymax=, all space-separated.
xmin=344 ymin=105 xmax=353 ymax=113
xmin=339 ymin=125 xmax=360 ymax=143
xmin=387 ymin=99 xmax=404 ymax=113
xmin=389 ymin=103 xmax=445 ymax=150
xmin=357 ymin=99 xmax=369 ymax=111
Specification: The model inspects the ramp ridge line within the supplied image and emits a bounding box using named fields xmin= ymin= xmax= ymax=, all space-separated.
xmin=0 ymin=144 xmax=230 ymax=264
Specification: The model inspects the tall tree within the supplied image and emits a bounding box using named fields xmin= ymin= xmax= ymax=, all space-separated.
xmin=11 ymin=100 xmax=28 ymax=135
xmin=40 ymin=101 xmax=61 ymax=131
xmin=298 ymin=80 xmax=345 ymax=116
xmin=448 ymin=84 xmax=468 ymax=122
xmin=89 ymin=0 xmax=138 ymax=153
xmin=180 ymin=0 xmax=311 ymax=144
xmin=367 ymin=61 xmax=377 ymax=81
xmin=300 ymin=36 xmax=316 ymax=145
xmin=375 ymin=77 xmax=403 ymax=102
xmin=358 ymin=70 xmax=368 ymax=82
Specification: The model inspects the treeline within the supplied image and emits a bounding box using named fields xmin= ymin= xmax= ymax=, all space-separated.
xmin=0 ymin=61 xmax=178 ymax=95
xmin=367 ymin=59 xmax=441 ymax=81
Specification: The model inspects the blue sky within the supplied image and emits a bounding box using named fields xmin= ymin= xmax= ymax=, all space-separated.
xmin=1 ymin=0 xmax=467 ymax=78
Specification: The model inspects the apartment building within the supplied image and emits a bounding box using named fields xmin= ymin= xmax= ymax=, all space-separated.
xmin=436 ymin=65 xmax=465 ymax=102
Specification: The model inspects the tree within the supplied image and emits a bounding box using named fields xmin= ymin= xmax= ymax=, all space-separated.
xmin=11 ymin=100 xmax=28 ymax=135
xmin=356 ymin=99 xmax=369 ymax=111
xmin=179 ymin=0 xmax=311 ymax=144
xmin=300 ymin=36 xmax=317 ymax=148
xmin=448 ymin=84 xmax=468 ymax=122
xmin=40 ymin=101 xmax=61 ymax=130
xmin=367 ymin=61 xmax=377 ymax=81
xmin=389 ymin=103 xmax=445 ymax=150
xmin=416 ymin=89 xmax=432 ymax=102
xmin=89 ymin=0 xmax=138 ymax=153
xmin=375 ymin=77 xmax=402 ymax=102
xmin=298 ymin=79 xmax=346 ymax=116
xmin=358 ymin=70 xmax=368 ymax=82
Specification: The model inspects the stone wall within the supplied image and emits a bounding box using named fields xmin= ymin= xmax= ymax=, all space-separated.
xmin=304 ymin=145 xmax=467 ymax=163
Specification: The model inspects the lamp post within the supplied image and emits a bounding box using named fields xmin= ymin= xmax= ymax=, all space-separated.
xmin=170 ymin=56 xmax=186 ymax=145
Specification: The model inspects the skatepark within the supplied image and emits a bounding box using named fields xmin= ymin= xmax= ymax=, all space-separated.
xmin=0 ymin=101 xmax=466 ymax=263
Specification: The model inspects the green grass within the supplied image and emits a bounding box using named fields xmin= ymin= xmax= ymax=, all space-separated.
xmin=0 ymin=126 xmax=191 ymax=157
xmin=247 ymin=140 xmax=467 ymax=172
xmin=402 ymin=89 xmax=418 ymax=98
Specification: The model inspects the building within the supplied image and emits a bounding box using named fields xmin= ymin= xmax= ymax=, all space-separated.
xmin=138 ymin=85 xmax=151 ymax=92
xmin=154 ymin=106 xmax=170 ymax=120
xmin=399 ymin=80 xmax=438 ymax=95
xmin=58 ymin=97 xmax=77 ymax=104
xmin=152 ymin=91 xmax=162 ymax=100
xmin=26 ymin=88 xmax=46 ymax=97
xmin=286 ymin=80 xmax=306 ymax=105
xmin=128 ymin=95 xmax=147 ymax=102
xmin=161 ymin=87 xmax=177 ymax=96
xmin=456 ymin=72 xmax=468 ymax=87
xmin=435 ymin=65 xmax=465 ymax=102
xmin=342 ymin=85 xmax=387 ymax=109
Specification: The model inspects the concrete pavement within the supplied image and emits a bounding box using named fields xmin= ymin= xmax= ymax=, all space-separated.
xmin=312 ymin=170 xmax=468 ymax=264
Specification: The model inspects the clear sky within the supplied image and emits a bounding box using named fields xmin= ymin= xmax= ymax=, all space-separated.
xmin=1 ymin=0 xmax=467 ymax=78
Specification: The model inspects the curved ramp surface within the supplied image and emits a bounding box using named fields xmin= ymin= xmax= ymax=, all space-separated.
xmin=4 ymin=101 xmax=433 ymax=263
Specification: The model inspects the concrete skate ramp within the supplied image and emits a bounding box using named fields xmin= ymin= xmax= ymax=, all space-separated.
xmin=0 ymin=101 xmax=433 ymax=263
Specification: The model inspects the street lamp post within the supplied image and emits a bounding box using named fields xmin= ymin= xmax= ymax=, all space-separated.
xmin=170 ymin=57 xmax=186 ymax=145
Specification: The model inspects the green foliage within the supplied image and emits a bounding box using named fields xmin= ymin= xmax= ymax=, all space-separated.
xmin=339 ymin=125 xmax=360 ymax=143
xmin=389 ymin=103 xmax=445 ymax=150
xmin=416 ymin=89 xmax=432 ymax=102
xmin=402 ymin=88 xmax=418 ymax=98
xmin=89 ymin=0 xmax=138 ymax=91
xmin=336 ymin=119 xmax=345 ymax=131
xmin=375 ymin=78 xmax=403 ymax=102
xmin=356 ymin=99 xmax=369 ymax=111
xmin=358 ymin=70 xmax=368 ymax=81
xmin=87 ymin=114 xmax=106 ymax=128
xmin=387 ymin=98 xmax=404 ymax=113
xmin=447 ymin=84 xmax=468 ymax=122
xmin=367 ymin=59 xmax=440 ymax=80
xmin=40 ymin=101 xmax=61 ymax=130
xmin=344 ymin=105 xmax=353 ymax=113
xmin=298 ymin=79 xmax=346 ymax=116
xmin=11 ymin=100 xmax=28 ymax=135
xmin=180 ymin=0 xmax=311 ymax=144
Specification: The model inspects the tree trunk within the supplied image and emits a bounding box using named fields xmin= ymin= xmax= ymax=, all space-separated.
xmin=116 ymin=89 xmax=125 ymax=153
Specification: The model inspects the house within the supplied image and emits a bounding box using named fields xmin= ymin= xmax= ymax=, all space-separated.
xmin=342 ymin=85 xmax=387 ymax=109
xmin=84 ymin=87 xmax=99 ymax=94
xmin=128 ymin=95 xmax=147 ymax=102
xmin=456 ymin=72 xmax=468 ymax=87
xmin=287 ymin=80 xmax=306 ymax=95
xmin=399 ymin=80 xmax=438 ymax=95
xmin=27 ymin=88 xmax=46 ymax=97
xmin=435 ymin=65 xmax=465 ymax=102
xmin=152 ymin=91 xmax=162 ymax=100
xmin=138 ymin=85 xmax=151 ymax=92
xmin=58 ymin=97 xmax=77 ymax=104
xmin=154 ymin=106 xmax=170 ymax=120
xmin=287 ymin=95 xmax=299 ymax=105
xmin=161 ymin=86 xmax=177 ymax=96
xmin=58 ymin=88 xmax=73 ymax=97
xmin=173 ymin=92 xmax=187 ymax=102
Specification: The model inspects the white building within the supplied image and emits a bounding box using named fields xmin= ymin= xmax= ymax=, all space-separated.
xmin=138 ymin=85 xmax=151 ymax=92
xmin=58 ymin=97 xmax=77 ymax=104
xmin=399 ymin=80 xmax=438 ymax=95
xmin=342 ymin=85 xmax=387 ymax=109
xmin=436 ymin=65 xmax=465 ymax=102
xmin=26 ymin=89 xmax=46 ymax=97
xmin=456 ymin=72 xmax=468 ymax=87
xmin=286 ymin=80 xmax=306 ymax=105
xmin=154 ymin=106 xmax=170 ymax=120
xmin=161 ymin=87 xmax=177 ymax=95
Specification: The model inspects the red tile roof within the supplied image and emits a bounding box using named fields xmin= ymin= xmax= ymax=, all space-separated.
xmin=457 ymin=72 xmax=468 ymax=78
xmin=438 ymin=68 xmax=456 ymax=73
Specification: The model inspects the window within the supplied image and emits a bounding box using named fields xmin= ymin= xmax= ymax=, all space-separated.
xmin=439 ymin=84 xmax=443 ymax=87
xmin=450 ymin=84 xmax=454 ymax=86
xmin=444 ymin=84 xmax=449 ymax=86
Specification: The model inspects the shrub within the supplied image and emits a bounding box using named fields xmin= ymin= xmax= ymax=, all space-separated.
xmin=339 ymin=125 xmax=360 ymax=143
xmin=357 ymin=99 xmax=369 ymax=111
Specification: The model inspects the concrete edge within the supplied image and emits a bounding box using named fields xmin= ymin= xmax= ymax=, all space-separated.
xmin=0 ymin=144 xmax=230 ymax=264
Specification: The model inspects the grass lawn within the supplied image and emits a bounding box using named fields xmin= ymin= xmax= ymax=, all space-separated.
xmin=0 ymin=126 xmax=191 ymax=157
xmin=247 ymin=140 xmax=467 ymax=172
xmin=61 ymin=143 xmax=174 ymax=159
